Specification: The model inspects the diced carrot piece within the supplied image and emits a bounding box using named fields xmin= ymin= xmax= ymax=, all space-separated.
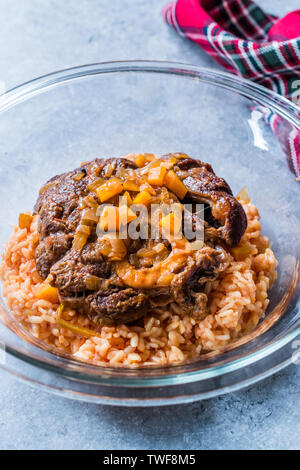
xmin=164 ymin=170 xmax=187 ymax=200
xmin=123 ymin=180 xmax=140 ymax=192
xmin=99 ymin=206 xmax=119 ymax=231
xmin=36 ymin=285 xmax=59 ymax=303
xmin=18 ymin=213 xmax=33 ymax=230
xmin=148 ymin=159 xmax=161 ymax=169
xmin=133 ymin=190 xmax=152 ymax=206
xmin=118 ymin=205 xmax=137 ymax=225
xmin=148 ymin=165 xmax=167 ymax=186
xmin=160 ymin=213 xmax=182 ymax=235
xmin=99 ymin=206 xmax=137 ymax=231
xmin=134 ymin=154 xmax=146 ymax=168
xmin=96 ymin=178 xmax=123 ymax=202
xmin=119 ymin=191 xmax=133 ymax=206
xmin=145 ymin=154 xmax=155 ymax=162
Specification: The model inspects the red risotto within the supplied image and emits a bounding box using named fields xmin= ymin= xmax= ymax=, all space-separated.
xmin=1 ymin=154 xmax=277 ymax=365
xmin=0 ymin=198 xmax=276 ymax=366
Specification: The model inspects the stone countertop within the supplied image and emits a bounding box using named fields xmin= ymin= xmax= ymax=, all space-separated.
xmin=0 ymin=0 xmax=299 ymax=450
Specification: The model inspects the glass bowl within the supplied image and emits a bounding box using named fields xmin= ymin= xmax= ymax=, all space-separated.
xmin=0 ymin=60 xmax=299 ymax=406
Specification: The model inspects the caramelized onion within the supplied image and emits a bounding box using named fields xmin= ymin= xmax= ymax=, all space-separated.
xmin=85 ymin=275 xmax=106 ymax=290
xmin=81 ymin=208 xmax=98 ymax=226
xmin=237 ymin=186 xmax=250 ymax=204
xmin=56 ymin=305 xmax=101 ymax=338
xmin=73 ymin=170 xmax=86 ymax=181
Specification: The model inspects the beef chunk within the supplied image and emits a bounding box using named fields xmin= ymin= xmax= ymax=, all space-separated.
xmin=34 ymin=157 xmax=137 ymax=241
xmin=172 ymin=158 xmax=247 ymax=246
xmin=170 ymin=246 xmax=229 ymax=319
xmin=50 ymin=249 xmax=111 ymax=294
xmin=87 ymin=288 xmax=148 ymax=325
xmin=35 ymin=232 xmax=72 ymax=279
xmin=34 ymin=157 xmax=146 ymax=325
xmin=34 ymin=155 xmax=247 ymax=326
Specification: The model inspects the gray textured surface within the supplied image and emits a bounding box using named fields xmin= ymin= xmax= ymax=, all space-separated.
xmin=0 ymin=0 xmax=299 ymax=450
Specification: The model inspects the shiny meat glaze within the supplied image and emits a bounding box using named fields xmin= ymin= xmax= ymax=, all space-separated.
xmin=34 ymin=154 xmax=247 ymax=325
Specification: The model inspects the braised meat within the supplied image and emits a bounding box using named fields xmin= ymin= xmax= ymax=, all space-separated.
xmin=173 ymin=157 xmax=247 ymax=246
xmin=34 ymin=154 xmax=247 ymax=325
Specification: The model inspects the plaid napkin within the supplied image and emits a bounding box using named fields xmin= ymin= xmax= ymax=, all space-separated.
xmin=162 ymin=0 xmax=300 ymax=175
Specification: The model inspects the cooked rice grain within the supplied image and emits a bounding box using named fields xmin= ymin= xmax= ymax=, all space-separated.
xmin=0 ymin=201 xmax=277 ymax=366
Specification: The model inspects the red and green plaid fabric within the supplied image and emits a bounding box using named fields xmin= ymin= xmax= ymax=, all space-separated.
xmin=162 ymin=0 xmax=300 ymax=174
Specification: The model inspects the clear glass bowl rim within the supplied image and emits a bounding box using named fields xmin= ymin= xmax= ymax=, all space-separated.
xmin=0 ymin=59 xmax=300 ymax=389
